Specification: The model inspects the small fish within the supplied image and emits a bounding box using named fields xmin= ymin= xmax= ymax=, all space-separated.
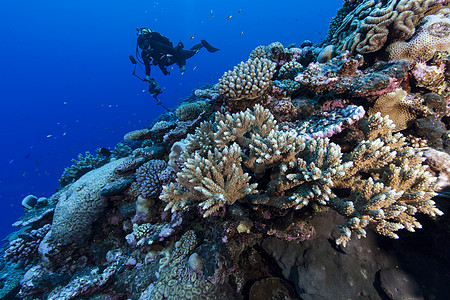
xmin=170 ymin=66 xmax=174 ymax=72
xmin=227 ymin=15 xmax=232 ymax=20
xmin=9 ymin=159 xmax=14 ymax=164
xmin=189 ymin=36 xmax=195 ymax=40
xmin=63 ymin=101 xmax=68 ymax=104
xmin=240 ymin=31 xmax=244 ymax=36
xmin=210 ymin=9 xmax=213 ymax=17
xmin=99 ymin=147 xmax=112 ymax=157
xmin=46 ymin=134 xmax=52 ymax=138
xmin=238 ymin=9 xmax=241 ymax=13
xmin=22 ymin=172 xmax=26 ymax=177
xmin=63 ymin=132 xmax=67 ymax=136
xmin=24 ymin=153 xmax=31 ymax=159
xmin=35 ymin=157 xmax=42 ymax=166
xmin=193 ymin=66 xmax=197 ymax=70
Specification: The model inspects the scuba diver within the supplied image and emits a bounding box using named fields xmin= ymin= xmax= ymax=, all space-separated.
xmin=130 ymin=27 xmax=220 ymax=100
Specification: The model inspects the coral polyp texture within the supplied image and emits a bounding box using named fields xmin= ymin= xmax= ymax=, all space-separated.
xmin=218 ymin=57 xmax=276 ymax=100
xmin=387 ymin=8 xmax=450 ymax=62
xmin=2 ymin=1 xmax=449 ymax=299
xmin=327 ymin=0 xmax=449 ymax=56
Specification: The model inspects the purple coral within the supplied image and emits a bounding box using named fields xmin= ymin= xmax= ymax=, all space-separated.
xmin=4 ymin=224 xmax=51 ymax=262
xmin=296 ymin=105 xmax=365 ymax=139
xmin=135 ymin=160 xmax=167 ymax=198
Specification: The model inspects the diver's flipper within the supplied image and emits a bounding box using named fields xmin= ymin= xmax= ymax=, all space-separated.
xmin=190 ymin=43 xmax=203 ymax=52
xmin=200 ymin=40 xmax=220 ymax=52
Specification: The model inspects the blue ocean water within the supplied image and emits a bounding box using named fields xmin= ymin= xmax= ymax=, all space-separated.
xmin=0 ymin=0 xmax=340 ymax=240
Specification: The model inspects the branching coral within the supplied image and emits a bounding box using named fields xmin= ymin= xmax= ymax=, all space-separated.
xmin=218 ymin=58 xmax=276 ymax=100
xmin=161 ymin=143 xmax=257 ymax=217
xmin=160 ymin=105 xmax=442 ymax=246
xmin=58 ymin=149 xmax=109 ymax=188
xmin=331 ymin=113 xmax=443 ymax=246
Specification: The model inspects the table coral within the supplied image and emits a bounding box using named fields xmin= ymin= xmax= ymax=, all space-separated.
xmin=293 ymin=51 xmax=408 ymax=97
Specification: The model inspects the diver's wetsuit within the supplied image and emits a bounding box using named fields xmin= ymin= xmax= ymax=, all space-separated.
xmin=137 ymin=30 xmax=219 ymax=76
xmin=138 ymin=32 xmax=197 ymax=75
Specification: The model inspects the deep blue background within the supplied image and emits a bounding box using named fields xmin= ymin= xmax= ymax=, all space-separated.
xmin=0 ymin=0 xmax=341 ymax=240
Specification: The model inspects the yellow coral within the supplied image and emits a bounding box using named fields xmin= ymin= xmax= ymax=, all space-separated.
xmin=332 ymin=113 xmax=443 ymax=246
xmin=161 ymin=143 xmax=258 ymax=217
xmin=368 ymin=89 xmax=417 ymax=131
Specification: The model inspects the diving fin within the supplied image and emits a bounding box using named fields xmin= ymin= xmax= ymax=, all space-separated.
xmin=200 ymin=40 xmax=220 ymax=52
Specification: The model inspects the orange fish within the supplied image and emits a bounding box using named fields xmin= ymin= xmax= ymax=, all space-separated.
xmin=227 ymin=15 xmax=232 ymax=20
xmin=210 ymin=9 xmax=213 ymax=18
xmin=189 ymin=36 xmax=195 ymax=40
xmin=240 ymin=31 xmax=244 ymax=36
xmin=238 ymin=9 xmax=241 ymax=13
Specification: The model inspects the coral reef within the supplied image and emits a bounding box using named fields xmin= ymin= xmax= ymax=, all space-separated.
xmin=58 ymin=149 xmax=109 ymax=188
xmin=387 ymin=8 xmax=450 ymax=62
xmin=328 ymin=0 xmax=449 ymax=56
xmin=2 ymin=2 xmax=449 ymax=299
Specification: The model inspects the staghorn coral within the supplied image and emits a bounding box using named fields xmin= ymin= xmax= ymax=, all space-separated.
xmin=387 ymin=8 xmax=450 ymax=62
xmin=161 ymin=143 xmax=258 ymax=217
xmin=161 ymin=105 xmax=442 ymax=246
xmin=331 ymin=113 xmax=443 ymax=246
xmin=218 ymin=57 xmax=276 ymax=101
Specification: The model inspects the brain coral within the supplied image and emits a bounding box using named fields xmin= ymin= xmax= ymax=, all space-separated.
xmin=368 ymin=89 xmax=417 ymax=131
xmin=387 ymin=8 xmax=450 ymax=62
xmin=328 ymin=0 xmax=448 ymax=55
xmin=218 ymin=57 xmax=276 ymax=100
xmin=51 ymin=158 xmax=126 ymax=245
